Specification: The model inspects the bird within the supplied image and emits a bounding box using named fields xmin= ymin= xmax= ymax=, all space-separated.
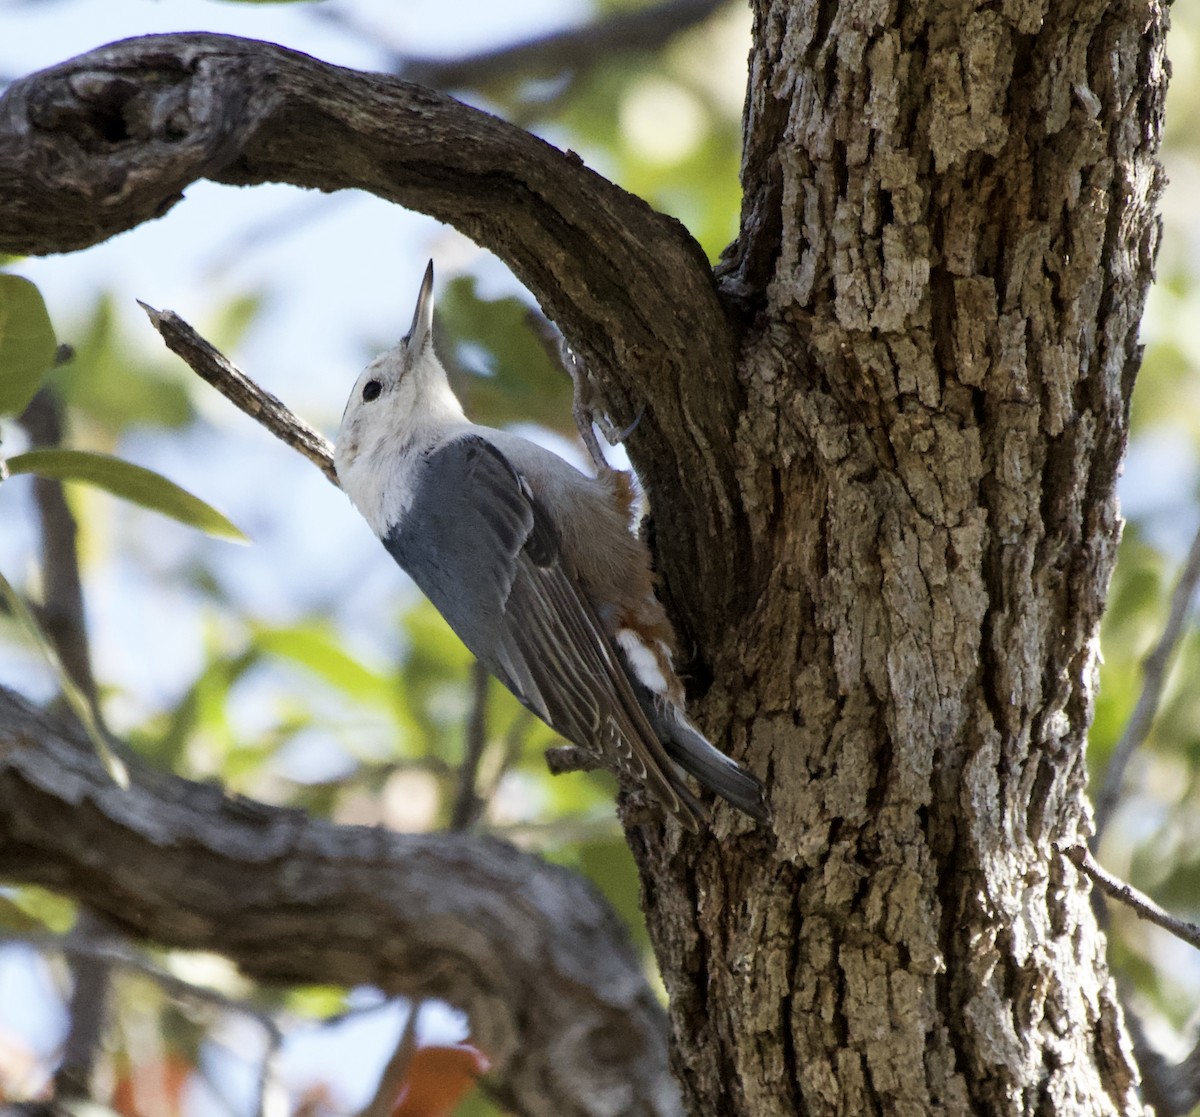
xmin=334 ymin=262 xmax=769 ymax=830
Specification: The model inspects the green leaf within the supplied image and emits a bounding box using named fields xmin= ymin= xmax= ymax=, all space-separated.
xmin=0 ymin=274 xmax=57 ymax=416
xmin=141 ymin=647 xmax=260 ymax=770
xmin=209 ymin=292 xmax=266 ymax=351
xmin=454 ymin=1090 xmax=507 ymax=1117
xmin=6 ymin=449 xmax=247 ymax=542
xmin=284 ymin=986 xmax=351 ymax=1020
xmin=253 ymin=621 xmax=394 ymax=706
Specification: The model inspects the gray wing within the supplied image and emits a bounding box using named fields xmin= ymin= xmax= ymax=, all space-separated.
xmin=383 ymin=434 xmax=701 ymax=828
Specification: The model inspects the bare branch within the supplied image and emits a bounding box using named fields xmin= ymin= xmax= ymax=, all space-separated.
xmin=1123 ymin=1005 xmax=1200 ymax=1117
xmin=1064 ymin=845 xmax=1200 ymax=953
xmin=138 ymin=302 xmax=337 ymax=485
xmin=0 ymin=34 xmax=729 ymax=395
xmin=449 ymin=662 xmax=490 ymax=832
xmin=0 ymin=34 xmax=743 ymax=646
xmin=546 ymin=743 xmax=605 ymax=775
xmin=16 ymin=387 xmax=118 ymax=1104
xmin=356 ymin=1003 xmax=421 ymax=1117
xmin=1092 ymin=522 xmax=1200 ymax=843
xmin=18 ymin=386 xmax=97 ymax=706
xmin=48 ymin=914 xmax=113 ymax=1102
xmin=0 ymin=686 xmax=680 ymax=1117
xmin=395 ymin=0 xmax=725 ymax=90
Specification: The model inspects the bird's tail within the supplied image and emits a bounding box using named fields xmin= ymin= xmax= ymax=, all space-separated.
xmin=647 ymin=700 xmax=770 ymax=825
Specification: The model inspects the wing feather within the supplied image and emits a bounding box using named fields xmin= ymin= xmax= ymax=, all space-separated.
xmin=383 ymin=435 xmax=700 ymax=828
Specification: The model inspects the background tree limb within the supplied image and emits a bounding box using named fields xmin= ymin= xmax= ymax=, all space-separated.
xmin=18 ymin=386 xmax=97 ymax=707
xmin=17 ymin=385 xmax=112 ymax=1103
xmin=393 ymin=0 xmax=725 ymax=90
xmin=0 ymin=687 xmax=680 ymax=1117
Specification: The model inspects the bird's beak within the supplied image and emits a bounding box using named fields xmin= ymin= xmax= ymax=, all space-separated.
xmin=408 ymin=260 xmax=435 ymax=352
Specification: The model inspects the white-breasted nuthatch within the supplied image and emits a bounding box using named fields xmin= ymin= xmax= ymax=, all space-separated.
xmin=334 ymin=263 xmax=768 ymax=830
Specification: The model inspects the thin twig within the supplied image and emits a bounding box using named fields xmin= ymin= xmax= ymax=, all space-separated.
xmin=355 ymin=1002 xmax=422 ymax=1117
xmin=449 ymin=661 xmax=490 ymax=832
xmin=1064 ymin=845 xmax=1200 ymax=953
xmin=253 ymin=1034 xmax=285 ymax=1117
xmin=1092 ymin=521 xmax=1200 ymax=843
xmin=138 ymin=303 xmax=338 ymax=485
xmin=478 ymin=709 xmax=534 ymax=808
xmin=17 ymin=384 xmax=121 ymax=1103
xmin=19 ymin=385 xmax=97 ymax=706
xmin=50 ymin=914 xmax=113 ymax=1102
xmin=1 ymin=933 xmax=282 ymax=1042
xmin=545 ymin=743 xmax=603 ymax=775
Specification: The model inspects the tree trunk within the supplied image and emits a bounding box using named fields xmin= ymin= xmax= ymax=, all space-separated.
xmin=627 ymin=1 xmax=1169 ymax=1114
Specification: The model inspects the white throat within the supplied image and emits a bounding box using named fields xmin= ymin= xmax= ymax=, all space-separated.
xmin=336 ymin=347 xmax=468 ymax=536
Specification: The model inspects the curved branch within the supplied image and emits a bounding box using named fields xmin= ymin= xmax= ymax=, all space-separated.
xmin=0 ymin=34 xmax=743 ymax=647
xmin=0 ymin=686 xmax=680 ymax=1117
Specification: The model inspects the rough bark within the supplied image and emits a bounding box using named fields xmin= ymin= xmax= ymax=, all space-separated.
xmin=0 ymin=689 xmax=679 ymax=1117
xmin=0 ymin=2 xmax=1174 ymax=1113
xmin=632 ymin=0 xmax=1167 ymax=1114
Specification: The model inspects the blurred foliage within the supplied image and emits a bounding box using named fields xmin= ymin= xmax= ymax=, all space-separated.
xmin=553 ymin=32 xmax=746 ymax=259
xmin=1086 ymin=0 xmax=1200 ymax=1052
xmin=0 ymin=568 xmax=127 ymax=785
xmin=50 ymin=295 xmax=196 ymax=437
xmin=438 ymin=276 xmax=575 ymax=438
xmin=0 ymin=887 xmax=76 ymax=936
xmin=456 ymin=1 xmax=747 ymax=261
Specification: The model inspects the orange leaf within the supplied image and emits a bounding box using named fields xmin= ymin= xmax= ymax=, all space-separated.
xmin=391 ymin=1044 xmax=490 ymax=1117
xmin=110 ymin=1054 xmax=191 ymax=1117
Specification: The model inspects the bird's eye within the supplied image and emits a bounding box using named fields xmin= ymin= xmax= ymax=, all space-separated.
xmin=362 ymin=379 xmax=383 ymax=402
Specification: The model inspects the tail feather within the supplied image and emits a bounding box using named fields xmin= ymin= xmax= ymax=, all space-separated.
xmin=647 ymin=700 xmax=770 ymax=824
xmin=666 ymin=717 xmax=770 ymax=823
xmin=612 ymin=639 xmax=770 ymax=826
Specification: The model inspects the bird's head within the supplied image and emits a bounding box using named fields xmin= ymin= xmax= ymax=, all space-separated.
xmin=335 ymin=261 xmax=466 ymax=482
